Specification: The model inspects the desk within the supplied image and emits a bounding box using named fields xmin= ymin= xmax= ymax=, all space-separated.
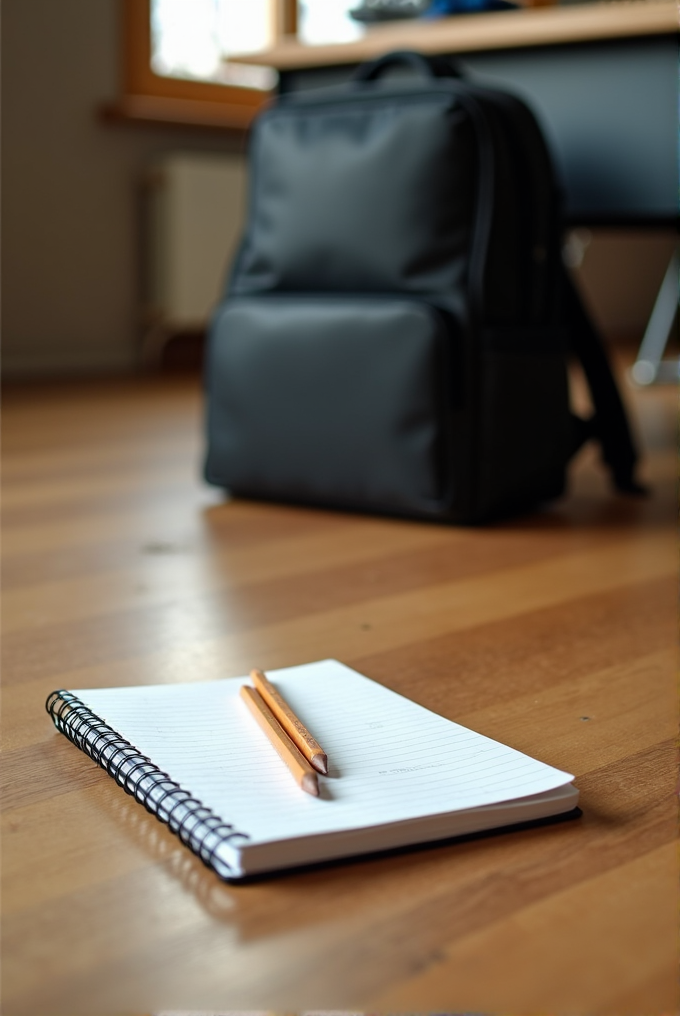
xmin=1 ymin=360 xmax=677 ymax=1015
xmin=235 ymin=0 xmax=678 ymax=225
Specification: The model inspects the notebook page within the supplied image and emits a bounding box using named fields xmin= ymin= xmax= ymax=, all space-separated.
xmin=72 ymin=660 xmax=573 ymax=846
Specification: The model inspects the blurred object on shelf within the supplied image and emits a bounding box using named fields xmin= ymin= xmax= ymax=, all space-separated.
xmin=349 ymin=0 xmax=518 ymax=21
xmin=350 ymin=0 xmax=429 ymax=20
xmin=424 ymin=0 xmax=518 ymax=13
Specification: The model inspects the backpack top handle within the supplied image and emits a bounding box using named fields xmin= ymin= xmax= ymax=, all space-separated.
xmin=353 ymin=49 xmax=463 ymax=83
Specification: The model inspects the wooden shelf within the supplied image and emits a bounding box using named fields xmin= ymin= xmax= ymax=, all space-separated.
xmin=231 ymin=0 xmax=677 ymax=70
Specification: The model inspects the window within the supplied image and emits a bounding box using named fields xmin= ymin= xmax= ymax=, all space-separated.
xmin=115 ymin=0 xmax=369 ymax=130
xmin=150 ymin=0 xmax=276 ymax=90
xmin=117 ymin=0 xmax=296 ymax=129
xmin=297 ymin=0 xmax=364 ymax=45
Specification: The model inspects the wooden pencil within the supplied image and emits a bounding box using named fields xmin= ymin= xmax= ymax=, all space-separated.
xmin=240 ymin=685 xmax=319 ymax=797
xmin=250 ymin=668 xmax=329 ymax=775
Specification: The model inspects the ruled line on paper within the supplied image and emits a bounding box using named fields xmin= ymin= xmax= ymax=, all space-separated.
xmin=73 ymin=659 xmax=573 ymax=845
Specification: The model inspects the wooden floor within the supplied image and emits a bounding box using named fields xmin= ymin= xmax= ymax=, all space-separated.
xmin=1 ymin=360 xmax=677 ymax=1016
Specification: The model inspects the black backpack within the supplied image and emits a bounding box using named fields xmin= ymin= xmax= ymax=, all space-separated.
xmin=204 ymin=51 xmax=641 ymax=523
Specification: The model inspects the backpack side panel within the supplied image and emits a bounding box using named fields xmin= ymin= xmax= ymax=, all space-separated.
xmin=445 ymin=87 xmax=572 ymax=521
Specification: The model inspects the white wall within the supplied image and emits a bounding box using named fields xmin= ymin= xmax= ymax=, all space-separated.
xmin=2 ymin=0 xmax=246 ymax=377
xmin=2 ymin=0 xmax=675 ymax=377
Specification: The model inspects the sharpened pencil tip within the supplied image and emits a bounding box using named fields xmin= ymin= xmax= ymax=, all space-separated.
xmin=311 ymin=753 xmax=328 ymax=775
xmin=302 ymin=773 xmax=319 ymax=796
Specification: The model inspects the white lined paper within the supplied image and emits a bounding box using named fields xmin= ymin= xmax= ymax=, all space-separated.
xmin=73 ymin=659 xmax=574 ymax=848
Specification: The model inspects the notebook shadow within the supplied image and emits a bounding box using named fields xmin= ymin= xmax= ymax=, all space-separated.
xmin=100 ymin=785 xmax=239 ymax=919
xmin=92 ymin=772 xmax=582 ymax=942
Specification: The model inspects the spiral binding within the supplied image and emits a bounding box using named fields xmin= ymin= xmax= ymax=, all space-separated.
xmin=46 ymin=690 xmax=250 ymax=879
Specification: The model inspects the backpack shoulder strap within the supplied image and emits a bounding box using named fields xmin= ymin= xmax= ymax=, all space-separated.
xmin=563 ymin=267 xmax=645 ymax=494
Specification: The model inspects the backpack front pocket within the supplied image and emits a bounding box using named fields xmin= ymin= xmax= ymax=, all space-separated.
xmin=233 ymin=98 xmax=476 ymax=296
xmin=205 ymin=296 xmax=455 ymax=517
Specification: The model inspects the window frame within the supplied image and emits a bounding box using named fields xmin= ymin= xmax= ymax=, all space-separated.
xmin=113 ymin=0 xmax=297 ymax=130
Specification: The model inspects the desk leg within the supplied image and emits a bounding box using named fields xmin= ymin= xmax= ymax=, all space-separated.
xmin=630 ymin=252 xmax=679 ymax=385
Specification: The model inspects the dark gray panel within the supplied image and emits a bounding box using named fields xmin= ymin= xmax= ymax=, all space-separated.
xmin=462 ymin=38 xmax=677 ymax=222
xmin=280 ymin=36 xmax=678 ymax=223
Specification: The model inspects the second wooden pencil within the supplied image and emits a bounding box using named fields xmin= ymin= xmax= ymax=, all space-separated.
xmin=250 ymin=668 xmax=329 ymax=775
xmin=240 ymin=686 xmax=319 ymax=797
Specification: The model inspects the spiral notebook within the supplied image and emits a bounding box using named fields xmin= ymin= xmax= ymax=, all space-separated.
xmin=46 ymin=659 xmax=579 ymax=879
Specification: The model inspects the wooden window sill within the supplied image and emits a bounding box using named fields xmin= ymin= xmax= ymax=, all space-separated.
xmin=99 ymin=93 xmax=270 ymax=133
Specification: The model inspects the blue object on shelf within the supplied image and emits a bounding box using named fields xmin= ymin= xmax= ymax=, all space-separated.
xmin=425 ymin=0 xmax=518 ymax=13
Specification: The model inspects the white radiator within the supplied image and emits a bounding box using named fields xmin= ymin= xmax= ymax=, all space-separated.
xmin=142 ymin=152 xmax=247 ymax=361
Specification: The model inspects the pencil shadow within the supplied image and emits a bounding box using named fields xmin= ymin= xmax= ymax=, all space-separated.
xmin=316 ymin=777 xmax=337 ymax=801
